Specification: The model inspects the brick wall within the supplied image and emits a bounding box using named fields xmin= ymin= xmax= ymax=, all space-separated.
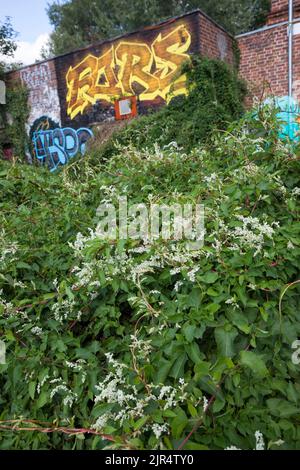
xmin=55 ymin=12 xmax=200 ymax=129
xmin=199 ymin=14 xmax=235 ymax=66
xmin=238 ymin=0 xmax=300 ymax=104
xmin=267 ymin=0 xmax=300 ymax=24
xmin=238 ymin=24 xmax=289 ymax=101
xmin=5 ymin=10 xmax=235 ymax=135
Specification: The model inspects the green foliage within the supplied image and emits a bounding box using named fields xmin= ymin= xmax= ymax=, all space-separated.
xmin=44 ymin=0 xmax=271 ymax=57
xmin=0 ymin=17 xmax=17 ymax=58
xmin=0 ymin=85 xmax=29 ymax=158
xmin=97 ymin=57 xmax=246 ymax=159
xmin=0 ymin=104 xmax=300 ymax=449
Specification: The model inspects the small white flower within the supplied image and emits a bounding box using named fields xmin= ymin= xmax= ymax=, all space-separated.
xmin=203 ymin=396 xmax=209 ymax=412
xmin=152 ymin=423 xmax=169 ymax=439
xmin=255 ymin=430 xmax=265 ymax=450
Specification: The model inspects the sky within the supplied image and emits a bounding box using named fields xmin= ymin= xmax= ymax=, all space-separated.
xmin=0 ymin=0 xmax=54 ymax=65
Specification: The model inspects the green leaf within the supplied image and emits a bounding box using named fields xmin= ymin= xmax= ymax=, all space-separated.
xmin=240 ymin=351 xmax=269 ymax=378
xmin=194 ymin=360 xmax=211 ymax=378
xmin=182 ymin=324 xmax=196 ymax=343
xmin=154 ymin=357 xmax=175 ymax=384
xmin=133 ymin=416 xmax=149 ymax=430
xmin=214 ymin=327 xmax=238 ymax=357
xmin=185 ymin=342 xmax=202 ymax=364
xmin=36 ymin=391 xmax=48 ymax=409
xmin=182 ymin=442 xmax=209 ymax=450
xmin=29 ymin=381 xmax=36 ymax=400
xmin=267 ymin=399 xmax=299 ymax=418
xmin=227 ymin=309 xmax=250 ymax=334
xmin=199 ymin=272 xmax=219 ymax=284
xmin=169 ymin=353 xmax=187 ymax=380
xmin=171 ymin=408 xmax=189 ymax=439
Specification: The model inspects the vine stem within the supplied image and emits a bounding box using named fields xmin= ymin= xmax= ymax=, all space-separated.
xmin=176 ymin=386 xmax=219 ymax=450
xmin=0 ymin=420 xmax=116 ymax=442
xmin=177 ymin=344 xmax=251 ymax=450
xmin=279 ymin=279 xmax=300 ymax=324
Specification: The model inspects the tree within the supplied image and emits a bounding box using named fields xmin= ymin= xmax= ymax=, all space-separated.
xmin=44 ymin=0 xmax=271 ymax=58
xmin=0 ymin=17 xmax=17 ymax=57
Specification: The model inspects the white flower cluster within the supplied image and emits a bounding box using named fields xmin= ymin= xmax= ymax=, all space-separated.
xmin=225 ymin=297 xmax=240 ymax=310
xmin=130 ymin=334 xmax=153 ymax=361
xmin=51 ymin=298 xmax=82 ymax=323
xmin=233 ymin=162 xmax=260 ymax=179
xmin=70 ymin=231 xmax=205 ymax=299
xmin=151 ymin=423 xmax=169 ymax=439
xmin=203 ymin=173 xmax=218 ymax=185
xmin=0 ymin=289 xmax=15 ymax=317
xmin=229 ymin=215 xmax=279 ymax=256
xmin=225 ymin=430 xmax=265 ymax=450
xmin=92 ymin=353 xmax=187 ymax=441
xmin=31 ymin=326 xmax=43 ymax=337
xmin=49 ymin=377 xmax=78 ymax=408
xmin=0 ymin=230 xmax=18 ymax=269
xmin=291 ymin=187 xmax=300 ymax=198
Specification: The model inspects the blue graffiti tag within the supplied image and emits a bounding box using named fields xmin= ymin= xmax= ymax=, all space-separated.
xmin=32 ymin=127 xmax=94 ymax=171
xmin=265 ymin=95 xmax=300 ymax=142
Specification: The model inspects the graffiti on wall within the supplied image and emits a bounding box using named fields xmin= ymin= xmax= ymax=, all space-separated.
xmin=30 ymin=116 xmax=93 ymax=171
xmin=21 ymin=62 xmax=61 ymax=128
xmin=66 ymin=24 xmax=192 ymax=119
xmin=265 ymin=95 xmax=300 ymax=141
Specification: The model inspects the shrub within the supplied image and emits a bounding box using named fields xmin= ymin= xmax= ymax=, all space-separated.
xmin=96 ymin=56 xmax=247 ymax=162
xmin=0 ymin=105 xmax=299 ymax=450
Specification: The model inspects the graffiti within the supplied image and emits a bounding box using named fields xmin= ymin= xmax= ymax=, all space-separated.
xmin=66 ymin=24 xmax=192 ymax=119
xmin=265 ymin=96 xmax=300 ymax=142
xmin=29 ymin=115 xmax=60 ymax=142
xmin=20 ymin=63 xmax=61 ymax=128
xmin=31 ymin=116 xmax=94 ymax=171
xmin=20 ymin=63 xmax=51 ymax=88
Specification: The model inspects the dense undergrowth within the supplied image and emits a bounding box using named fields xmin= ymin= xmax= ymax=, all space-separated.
xmin=0 ymin=103 xmax=300 ymax=450
xmin=95 ymin=56 xmax=246 ymax=161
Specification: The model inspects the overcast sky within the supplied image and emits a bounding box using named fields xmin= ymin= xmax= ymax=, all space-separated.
xmin=0 ymin=0 xmax=53 ymax=65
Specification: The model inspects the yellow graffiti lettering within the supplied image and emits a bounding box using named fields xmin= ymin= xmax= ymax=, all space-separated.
xmin=66 ymin=24 xmax=192 ymax=119
xmin=152 ymin=25 xmax=191 ymax=101
xmin=115 ymin=42 xmax=159 ymax=100
xmin=66 ymin=54 xmax=98 ymax=119
xmin=90 ymin=47 xmax=120 ymax=103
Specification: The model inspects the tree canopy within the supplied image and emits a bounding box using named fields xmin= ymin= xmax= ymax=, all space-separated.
xmin=0 ymin=17 xmax=17 ymax=58
xmin=44 ymin=0 xmax=271 ymax=57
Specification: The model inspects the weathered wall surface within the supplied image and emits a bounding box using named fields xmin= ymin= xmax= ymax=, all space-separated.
xmin=4 ymin=10 xmax=235 ymax=169
xmin=6 ymin=11 xmax=235 ymax=132
xmin=199 ymin=14 xmax=235 ymax=65
xmin=20 ymin=60 xmax=61 ymax=130
xmin=56 ymin=14 xmax=199 ymax=128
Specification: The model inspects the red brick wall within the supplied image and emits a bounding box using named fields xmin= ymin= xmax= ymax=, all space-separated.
xmin=5 ymin=10 xmax=235 ymax=131
xmin=238 ymin=24 xmax=289 ymax=102
xmin=267 ymin=0 xmax=300 ymax=25
xmin=238 ymin=0 xmax=300 ymax=104
xmin=199 ymin=14 xmax=235 ymax=66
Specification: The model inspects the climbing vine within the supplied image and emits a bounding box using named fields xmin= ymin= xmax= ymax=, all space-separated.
xmin=0 ymin=84 xmax=29 ymax=159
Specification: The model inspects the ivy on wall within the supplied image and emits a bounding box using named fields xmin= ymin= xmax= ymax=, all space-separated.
xmin=96 ymin=56 xmax=247 ymax=160
xmin=0 ymin=84 xmax=29 ymax=159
